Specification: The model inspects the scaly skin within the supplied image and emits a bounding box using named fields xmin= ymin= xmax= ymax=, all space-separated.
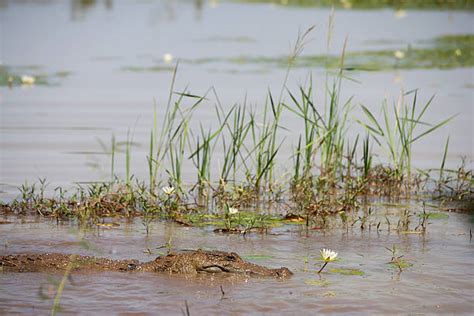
xmin=0 ymin=249 xmax=292 ymax=279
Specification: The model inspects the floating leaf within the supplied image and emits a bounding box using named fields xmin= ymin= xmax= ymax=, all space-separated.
xmin=426 ymin=212 xmax=449 ymax=220
xmin=305 ymin=279 xmax=330 ymax=287
xmin=322 ymin=291 xmax=336 ymax=297
xmin=329 ymin=268 xmax=364 ymax=276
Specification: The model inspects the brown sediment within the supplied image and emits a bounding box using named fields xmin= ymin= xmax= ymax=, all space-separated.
xmin=0 ymin=249 xmax=292 ymax=279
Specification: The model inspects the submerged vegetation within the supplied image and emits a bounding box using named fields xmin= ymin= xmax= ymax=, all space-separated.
xmin=121 ymin=35 xmax=474 ymax=75
xmin=184 ymin=34 xmax=474 ymax=71
xmin=0 ymin=65 xmax=71 ymax=87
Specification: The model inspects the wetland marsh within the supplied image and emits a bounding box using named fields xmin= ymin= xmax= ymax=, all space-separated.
xmin=0 ymin=0 xmax=473 ymax=314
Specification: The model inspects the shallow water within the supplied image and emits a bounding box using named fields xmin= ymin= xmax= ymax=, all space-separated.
xmin=0 ymin=208 xmax=473 ymax=314
xmin=0 ymin=0 xmax=473 ymax=200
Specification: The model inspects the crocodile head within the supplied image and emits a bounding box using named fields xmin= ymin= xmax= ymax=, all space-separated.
xmin=148 ymin=249 xmax=293 ymax=278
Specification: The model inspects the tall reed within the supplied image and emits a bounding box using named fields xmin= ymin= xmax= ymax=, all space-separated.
xmin=358 ymin=90 xmax=455 ymax=187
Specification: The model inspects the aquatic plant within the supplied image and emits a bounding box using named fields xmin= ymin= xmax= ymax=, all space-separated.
xmin=185 ymin=34 xmax=474 ymax=71
xmin=163 ymin=53 xmax=173 ymax=64
xmin=358 ymin=89 xmax=455 ymax=195
xmin=386 ymin=245 xmax=411 ymax=272
xmin=228 ymin=207 xmax=239 ymax=215
xmin=2 ymin=26 xmax=469 ymax=232
xmin=21 ymin=75 xmax=35 ymax=85
xmin=317 ymin=248 xmax=339 ymax=274
xmin=162 ymin=186 xmax=175 ymax=196
xmin=0 ymin=64 xmax=71 ymax=87
xmin=50 ymin=255 xmax=77 ymax=315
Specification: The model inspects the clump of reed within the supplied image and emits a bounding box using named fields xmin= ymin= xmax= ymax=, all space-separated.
xmin=1 ymin=26 xmax=471 ymax=230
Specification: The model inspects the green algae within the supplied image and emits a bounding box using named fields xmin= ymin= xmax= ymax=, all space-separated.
xmin=0 ymin=65 xmax=72 ymax=87
xmin=185 ymin=34 xmax=474 ymax=71
xmin=121 ymin=65 xmax=175 ymax=72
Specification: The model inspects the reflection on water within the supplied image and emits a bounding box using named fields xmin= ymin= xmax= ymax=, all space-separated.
xmin=0 ymin=209 xmax=472 ymax=314
xmin=70 ymin=0 xmax=113 ymax=21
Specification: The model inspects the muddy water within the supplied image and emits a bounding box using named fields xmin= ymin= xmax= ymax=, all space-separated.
xmin=0 ymin=208 xmax=473 ymax=314
xmin=1 ymin=1 xmax=473 ymax=200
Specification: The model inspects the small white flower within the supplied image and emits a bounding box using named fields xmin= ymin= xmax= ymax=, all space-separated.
xmin=394 ymin=50 xmax=405 ymax=59
xmin=320 ymin=248 xmax=338 ymax=262
xmin=340 ymin=0 xmax=352 ymax=9
xmin=228 ymin=207 xmax=238 ymax=215
xmin=394 ymin=10 xmax=407 ymax=19
xmin=454 ymin=49 xmax=462 ymax=56
xmin=163 ymin=53 xmax=173 ymax=64
xmin=21 ymin=75 xmax=35 ymax=85
xmin=162 ymin=186 xmax=175 ymax=195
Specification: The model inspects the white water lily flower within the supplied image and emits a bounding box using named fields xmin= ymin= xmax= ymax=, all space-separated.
xmin=320 ymin=248 xmax=338 ymax=262
xmin=340 ymin=0 xmax=352 ymax=9
xmin=162 ymin=186 xmax=175 ymax=195
xmin=394 ymin=10 xmax=407 ymax=19
xmin=228 ymin=207 xmax=239 ymax=215
xmin=163 ymin=53 xmax=173 ymax=64
xmin=21 ymin=75 xmax=35 ymax=85
xmin=394 ymin=50 xmax=405 ymax=59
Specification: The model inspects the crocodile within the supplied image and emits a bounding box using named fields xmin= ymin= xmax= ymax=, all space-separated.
xmin=0 ymin=249 xmax=292 ymax=279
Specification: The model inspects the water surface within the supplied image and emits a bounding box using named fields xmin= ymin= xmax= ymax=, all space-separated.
xmin=0 ymin=208 xmax=473 ymax=314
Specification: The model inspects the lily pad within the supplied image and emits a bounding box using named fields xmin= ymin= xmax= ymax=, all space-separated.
xmin=322 ymin=291 xmax=336 ymax=297
xmin=0 ymin=65 xmax=71 ymax=87
xmin=329 ymin=268 xmax=365 ymax=276
xmin=305 ymin=279 xmax=330 ymax=287
xmin=426 ymin=212 xmax=449 ymax=220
